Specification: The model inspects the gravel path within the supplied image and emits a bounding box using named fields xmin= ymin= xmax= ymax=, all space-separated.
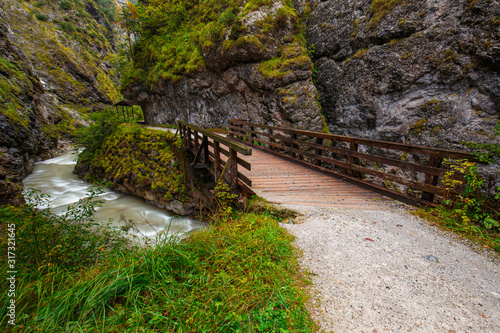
xmin=280 ymin=202 xmax=500 ymax=332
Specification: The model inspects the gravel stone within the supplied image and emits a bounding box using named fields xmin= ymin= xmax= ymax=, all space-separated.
xmin=280 ymin=202 xmax=500 ymax=332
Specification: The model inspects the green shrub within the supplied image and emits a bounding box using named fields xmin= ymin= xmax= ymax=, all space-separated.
xmin=75 ymin=108 xmax=123 ymax=161
xmin=0 ymin=187 xmax=129 ymax=273
xmin=35 ymin=13 xmax=49 ymax=21
xmin=60 ymin=21 xmax=75 ymax=33
xmin=416 ymin=123 xmax=500 ymax=252
xmin=60 ymin=0 xmax=72 ymax=10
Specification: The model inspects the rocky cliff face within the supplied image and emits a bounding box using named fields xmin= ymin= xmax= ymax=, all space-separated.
xmin=297 ymin=0 xmax=499 ymax=151
xmin=0 ymin=0 xmax=121 ymax=204
xmin=0 ymin=18 xmax=51 ymax=205
xmin=122 ymin=1 xmax=324 ymax=132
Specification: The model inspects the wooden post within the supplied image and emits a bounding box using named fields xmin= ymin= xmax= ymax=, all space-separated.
xmin=268 ymin=128 xmax=274 ymax=150
xmin=229 ymin=148 xmax=238 ymax=190
xmin=121 ymin=105 xmax=126 ymax=122
xmin=348 ymin=140 xmax=360 ymax=177
xmin=228 ymin=120 xmax=234 ymax=138
xmin=187 ymin=128 xmax=192 ymax=148
xmin=214 ymin=141 xmax=221 ymax=182
xmin=421 ymin=155 xmax=443 ymax=202
xmin=203 ymin=135 xmax=209 ymax=164
xmin=251 ymin=126 xmax=256 ymax=145
xmin=241 ymin=123 xmax=246 ymax=140
xmin=316 ymin=137 xmax=323 ymax=166
xmin=292 ymin=133 xmax=298 ymax=159
xmin=194 ymin=131 xmax=199 ymax=152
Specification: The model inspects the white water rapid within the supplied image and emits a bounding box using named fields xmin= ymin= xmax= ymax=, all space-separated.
xmin=23 ymin=151 xmax=205 ymax=243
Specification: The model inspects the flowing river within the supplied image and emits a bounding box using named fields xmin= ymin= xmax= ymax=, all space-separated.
xmin=23 ymin=151 xmax=205 ymax=243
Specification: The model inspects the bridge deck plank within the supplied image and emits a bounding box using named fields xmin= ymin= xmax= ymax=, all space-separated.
xmin=238 ymin=148 xmax=391 ymax=210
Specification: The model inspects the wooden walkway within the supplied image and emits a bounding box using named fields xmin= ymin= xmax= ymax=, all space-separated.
xmin=239 ymin=149 xmax=390 ymax=210
xmin=175 ymin=120 xmax=478 ymax=210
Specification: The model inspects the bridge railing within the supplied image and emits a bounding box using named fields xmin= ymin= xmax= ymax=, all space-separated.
xmin=228 ymin=119 xmax=478 ymax=206
xmin=178 ymin=121 xmax=253 ymax=194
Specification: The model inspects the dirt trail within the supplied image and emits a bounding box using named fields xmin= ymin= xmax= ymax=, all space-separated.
xmin=280 ymin=203 xmax=500 ymax=332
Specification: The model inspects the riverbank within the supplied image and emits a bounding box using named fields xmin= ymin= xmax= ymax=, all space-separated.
xmin=0 ymin=199 xmax=316 ymax=331
xmin=75 ymin=122 xmax=212 ymax=216
xmin=281 ymin=203 xmax=500 ymax=332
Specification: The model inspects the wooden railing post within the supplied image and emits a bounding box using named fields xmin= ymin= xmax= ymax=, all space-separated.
xmin=268 ymin=128 xmax=274 ymax=150
xmin=194 ymin=131 xmax=199 ymax=151
xmin=251 ymin=126 xmax=256 ymax=145
xmin=203 ymin=135 xmax=209 ymax=163
xmin=214 ymin=141 xmax=221 ymax=182
xmin=229 ymin=148 xmax=238 ymax=190
xmin=348 ymin=140 xmax=360 ymax=177
xmin=421 ymin=155 xmax=443 ymax=202
xmin=316 ymin=137 xmax=323 ymax=166
xmin=187 ymin=127 xmax=192 ymax=148
xmin=292 ymin=133 xmax=298 ymax=159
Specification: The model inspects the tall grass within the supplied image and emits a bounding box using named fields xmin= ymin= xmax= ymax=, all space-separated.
xmin=1 ymin=208 xmax=314 ymax=331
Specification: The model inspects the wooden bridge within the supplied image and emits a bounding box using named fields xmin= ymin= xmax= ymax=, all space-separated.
xmin=178 ymin=120 xmax=477 ymax=209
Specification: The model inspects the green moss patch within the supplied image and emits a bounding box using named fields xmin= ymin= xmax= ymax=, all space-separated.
xmin=122 ymin=0 xmax=309 ymax=87
xmin=85 ymin=124 xmax=187 ymax=201
xmin=0 ymin=56 xmax=33 ymax=128
xmin=369 ymin=0 xmax=404 ymax=26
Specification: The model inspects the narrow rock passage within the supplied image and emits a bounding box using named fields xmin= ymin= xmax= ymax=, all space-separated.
xmin=280 ymin=203 xmax=500 ymax=332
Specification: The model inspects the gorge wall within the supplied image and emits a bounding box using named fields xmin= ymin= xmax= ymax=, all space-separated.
xmin=0 ymin=0 xmax=121 ymax=204
xmin=298 ymin=0 xmax=499 ymax=150
xmin=122 ymin=0 xmax=324 ymax=132
xmin=124 ymin=0 xmax=498 ymax=151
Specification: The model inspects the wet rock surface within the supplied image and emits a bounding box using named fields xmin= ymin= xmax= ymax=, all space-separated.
xmin=300 ymin=0 xmax=499 ymax=149
xmin=0 ymin=15 xmax=52 ymax=204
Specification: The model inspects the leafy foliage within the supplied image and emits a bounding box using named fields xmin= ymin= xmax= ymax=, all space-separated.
xmin=442 ymin=159 xmax=499 ymax=230
xmin=75 ymin=108 xmax=123 ymax=161
xmin=421 ymin=124 xmax=500 ymax=251
xmin=0 ymin=187 xmax=129 ymax=274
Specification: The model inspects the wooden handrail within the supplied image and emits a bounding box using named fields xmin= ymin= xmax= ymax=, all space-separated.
xmin=178 ymin=121 xmax=253 ymax=195
xmin=179 ymin=121 xmax=251 ymax=155
xmin=228 ymin=120 xmax=476 ymax=160
xmin=228 ymin=119 xmax=478 ymax=205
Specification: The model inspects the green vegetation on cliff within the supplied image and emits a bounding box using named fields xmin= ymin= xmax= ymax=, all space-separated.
xmin=1 ymin=0 xmax=122 ymax=134
xmin=76 ymin=114 xmax=187 ymax=202
xmin=0 ymin=55 xmax=33 ymax=129
xmin=369 ymin=0 xmax=404 ymax=26
xmin=121 ymin=0 xmax=308 ymax=86
xmin=89 ymin=123 xmax=187 ymax=200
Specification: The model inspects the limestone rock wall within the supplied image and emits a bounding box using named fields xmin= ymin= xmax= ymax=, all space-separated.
xmin=123 ymin=2 xmax=324 ymax=132
xmin=0 ymin=0 xmax=120 ymax=204
xmin=299 ymin=0 xmax=499 ymax=150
